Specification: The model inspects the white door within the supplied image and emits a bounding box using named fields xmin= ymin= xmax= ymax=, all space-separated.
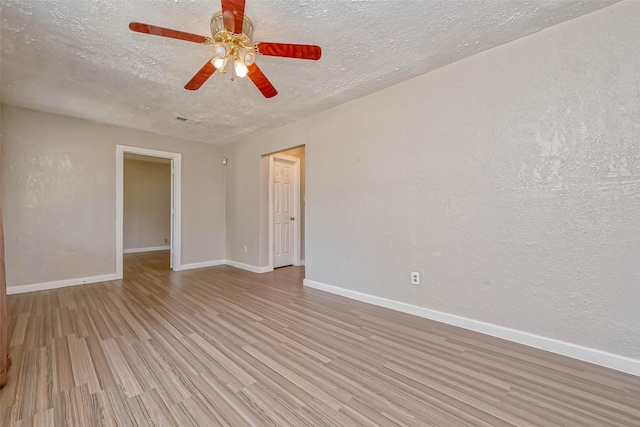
xmin=273 ymin=157 xmax=296 ymax=268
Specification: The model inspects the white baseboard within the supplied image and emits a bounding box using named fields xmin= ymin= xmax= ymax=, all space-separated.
xmin=299 ymin=260 xmax=306 ymax=266
xmin=7 ymin=273 xmax=120 ymax=295
xmin=123 ymin=246 xmax=170 ymax=254
xmin=303 ymin=279 xmax=640 ymax=377
xmin=225 ymin=260 xmax=272 ymax=274
xmin=5 ymin=258 xmax=258 ymax=294
xmin=175 ymin=259 xmax=272 ymax=273
xmin=174 ymin=259 xmax=226 ymax=271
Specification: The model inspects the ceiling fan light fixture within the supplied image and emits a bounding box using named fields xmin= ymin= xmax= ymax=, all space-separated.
xmin=128 ymin=1 xmax=322 ymax=98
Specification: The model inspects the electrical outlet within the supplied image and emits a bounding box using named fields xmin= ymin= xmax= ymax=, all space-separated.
xmin=411 ymin=272 xmax=420 ymax=285
xmin=243 ymin=245 xmax=248 ymax=253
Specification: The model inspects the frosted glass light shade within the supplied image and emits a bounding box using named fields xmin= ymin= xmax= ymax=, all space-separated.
xmin=213 ymin=42 xmax=230 ymax=59
xmin=238 ymin=47 xmax=255 ymax=66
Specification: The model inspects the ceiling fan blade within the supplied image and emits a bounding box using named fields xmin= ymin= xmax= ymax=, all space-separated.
xmin=184 ymin=60 xmax=216 ymax=91
xmin=247 ymin=64 xmax=277 ymax=98
xmin=129 ymin=22 xmax=208 ymax=44
xmin=221 ymin=0 xmax=246 ymax=33
xmin=255 ymin=42 xmax=321 ymax=60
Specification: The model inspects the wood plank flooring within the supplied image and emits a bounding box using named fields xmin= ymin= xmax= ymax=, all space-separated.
xmin=1 ymin=251 xmax=639 ymax=426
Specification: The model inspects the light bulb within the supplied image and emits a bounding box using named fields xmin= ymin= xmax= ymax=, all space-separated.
xmin=212 ymin=56 xmax=228 ymax=72
xmin=234 ymin=58 xmax=248 ymax=78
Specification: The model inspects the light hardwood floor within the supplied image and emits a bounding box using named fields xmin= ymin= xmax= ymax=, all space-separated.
xmin=1 ymin=251 xmax=639 ymax=426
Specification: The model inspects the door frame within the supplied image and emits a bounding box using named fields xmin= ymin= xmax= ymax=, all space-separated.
xmin=116 ymin=145 xmax=182 ymax=278
xmin=268 ymin=153 xmax=301 ymax=270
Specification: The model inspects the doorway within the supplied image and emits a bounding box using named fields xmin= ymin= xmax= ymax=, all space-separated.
xmin=123 ymin=154 xmax=171 ymax=253
xmin=267 ymin=147 xmax=305 ymax=270
xmin=116 ymin=145 xmax=182 ymax=278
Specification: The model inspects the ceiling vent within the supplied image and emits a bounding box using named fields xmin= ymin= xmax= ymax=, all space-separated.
xmin=174 ymin=115 xmax=202 ymax=125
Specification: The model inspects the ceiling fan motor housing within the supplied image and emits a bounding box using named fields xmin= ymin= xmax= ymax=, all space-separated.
xmin=210 ymin=11 xmax=254 ymax=44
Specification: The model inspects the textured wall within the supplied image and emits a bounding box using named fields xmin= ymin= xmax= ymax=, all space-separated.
xmin=123 ymin=159 xmax=171 ymax=251
xmin=226 ymin=2 xmax=640 ymax=359
xmin=1 ymin=107 xmax=226 ymax=288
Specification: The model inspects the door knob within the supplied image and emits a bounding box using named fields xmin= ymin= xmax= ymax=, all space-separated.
xmin=290 ymin=217 xmax=295 ymax=221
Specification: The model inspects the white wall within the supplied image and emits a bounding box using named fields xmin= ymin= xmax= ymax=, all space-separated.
xmin=226 ymin=2 xmax=640 ymax=362
xmin=1 ymin=106 xmax=226 ymax=288
xmin=123 ymin=158 xmax=171 ymax=251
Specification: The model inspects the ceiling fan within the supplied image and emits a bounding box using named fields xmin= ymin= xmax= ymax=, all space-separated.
xmin=129 ymin=0 xmax=322 ymax=98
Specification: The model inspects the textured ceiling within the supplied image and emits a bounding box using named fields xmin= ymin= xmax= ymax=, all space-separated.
xmin=1 ymin=0 xmax=618 ymax=145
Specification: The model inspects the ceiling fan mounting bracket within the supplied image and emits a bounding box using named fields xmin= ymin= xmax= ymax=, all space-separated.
xmin=211 ymin=30 xmax=251 ymax=49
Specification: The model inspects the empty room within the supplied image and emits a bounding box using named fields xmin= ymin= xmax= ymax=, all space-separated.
xmin=1 ymin=0 xmax=639 ymax=425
